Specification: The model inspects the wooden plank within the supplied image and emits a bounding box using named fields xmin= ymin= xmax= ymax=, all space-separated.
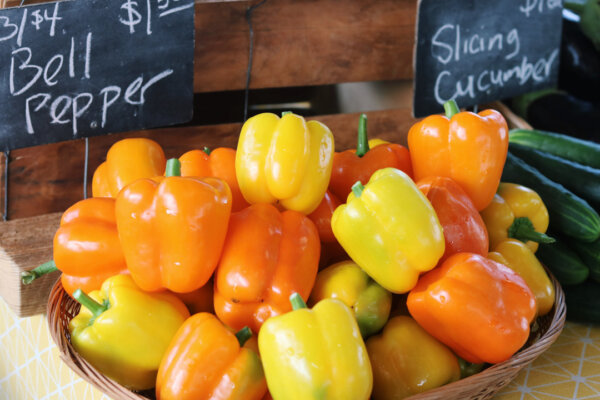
xmin=0 ymin=107 xmax=418 ymax=220
xmin=0 ymin=212 xmax=61 ymax=317
xmin=1 ymin=0 xmax=416 ymax=92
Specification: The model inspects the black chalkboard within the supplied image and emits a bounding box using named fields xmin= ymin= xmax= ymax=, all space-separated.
xmin=413 ymin=0 xmax=563 ymax=117
xmin=0 ymin=0 xmax=194 ymax=150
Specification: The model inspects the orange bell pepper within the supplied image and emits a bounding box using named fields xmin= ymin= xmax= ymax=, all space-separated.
xmin=116 ymin=159 xmax=232 ymax=293
xmin=416 ymin=176 xmax=489 ymax=263
xmin=407 ymin=252 xmax=536 ymax=364
xmin=92 ymin=138 xmax=166 ymax=197
xmin=307 ymin=190 xmax=347 ymax=267
xmin=408 ymin=100 xmax=508 ymax=211
xmin=179 ymin=147 xmax=249 ymax=212
xmin=173 ymin=281 xmax=215 ymax=315
xmin=214 ymin=203 xmax=320 ymax=333
xmin=22 ymin=197 xmax=128 ymax=296
xmin=329 ymin=113 xmax=413 ymax=200
xmin=156 ymin=313 xmax=267 ymax=400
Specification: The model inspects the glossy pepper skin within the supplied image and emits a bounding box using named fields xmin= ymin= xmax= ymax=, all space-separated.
xmin=116 ymin=159 xmax=232 ymax=293
xmin=172 ymin=281 xmax=214 ymax=315
xmin=407 ymin=252 xmax=537 ymax=364
xmin=366 ymin=316 xmax=461 ymax=400
xmin=54 ymin=197 xmax=128 ymax=296
xmin=309 ymin=261 xmax=392 ymax=338
xmin=179 ymin=147 xmax=250 ymax=212
xmin=408 ymin=100 xmax=509 ymax=211
xmin=156 ymin=313 xmax=267 ymax=400
xmin=69 ymin=274 xmax=189 ymax=390
xmin=258 ymin=294 xmax=373 ymax=400
xmin=332 ymin=168 xmax=445 ymax=294
xmin=417 ymin=176 xmax=489 ymax=263
xmin=489 ymin=239 xmax=555 ymax=316
xmin=92 ymin=138 xmax=166 ymax=197
xmin=235 ymin=112 xmax=334 ymax=214
xmin=329 ymin=113 xmax=413 ymax=200
xmin=214 ymin=203 xmax=320 ymax=332
xmin=481 ymin=182 xmax=554 ymax=253
xmin=307 ymin=190 xmax=347 ymax=268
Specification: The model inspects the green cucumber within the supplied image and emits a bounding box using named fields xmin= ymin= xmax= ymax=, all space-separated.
xmin=563 ymin=280 xmax=600 ymax=323
xmin=536 ymin=239 xmax=589 ymax=286
xmin=567 ymin=238 xmax=600 ymax=283
xmin=509 ymin=143 xmax=600 ymax=206
xmin=502 ymin=152 xmax=600 ymax=242
xmin=509 ymin=129 xmax=600 ymax=168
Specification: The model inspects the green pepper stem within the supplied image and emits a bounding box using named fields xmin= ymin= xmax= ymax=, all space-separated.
xmin=21 ymin=261 xmax=58 ymax=285
xmin=508 ymin=217 xmax=556 ymax=244
xmin=235 ymin=326 xmax=252 ymax=347
xmin=203 ymin=147 xmax=211 ymax=155
xmin=355 ymin=113 xmax=369 ymax=158
xmin=290 ymin=293 xmax=307 ymax=310
xmin=281 ymin=111 xmax=292 ymax=117
xmin=73 ymin=289 xmax=108 ymax=319
xmin=444 ymin=100 xmax=460 ymax=119
xmin=165 ymin=158 xmax=181 ymax=177
xmin=352 ymin=181 xmax=365 ymax=198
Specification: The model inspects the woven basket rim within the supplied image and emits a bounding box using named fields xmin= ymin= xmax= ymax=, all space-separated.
xmin=47 ymin=269 xmax=566 ymax=400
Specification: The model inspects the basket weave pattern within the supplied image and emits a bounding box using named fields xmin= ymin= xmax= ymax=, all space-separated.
xmin=47 ymin=271 xmax=566 ymax=400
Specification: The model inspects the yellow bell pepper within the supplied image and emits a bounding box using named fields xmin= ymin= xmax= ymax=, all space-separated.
xmin=309 ymin=260 xmax=392 ymax=338
xmin=489 ymin=239 xmax=555 ymax=316
xmin=481 ymin=183 xmax=554 ymax=252
xmin=366 ymin=316 xmax=460 ymax=400
xmin=258 ymin=293 xmax=372 ymax=400
xmin=235 ymin=112 xmax=335 ymax=214
xmin=68 ymin=274 xmax=189 ymax=390
xmin=331 ymin=168 xmax=445 ymax=293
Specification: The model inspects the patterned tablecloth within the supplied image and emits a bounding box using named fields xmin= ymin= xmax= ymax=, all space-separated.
xmin=0 ymin=296 xmax=598 ymax=400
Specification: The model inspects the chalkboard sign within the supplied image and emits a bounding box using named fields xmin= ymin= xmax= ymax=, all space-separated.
xmin=0 ymin=0 xmax=194 ymax=150
xmin=413 ymin=0 xmax=563 ymax=117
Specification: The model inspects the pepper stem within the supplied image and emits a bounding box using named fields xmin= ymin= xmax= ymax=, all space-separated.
xmin=352 ymin=181 xmax=365 ymax=198
xmin=73 ymin=289 xmax=109 ymax=320
xmin=203 ymin=147 xmax=211 ymax=155
xmin=444 ymin=100 xmax=460 ymax=119
xmin=355 ymin=113 xmax=369 ymax=157
xmin=508 ymin=217 xmax=556 ymax=244
xmin=165 ymin=158 xmax=181 ymax=177
xmin=281 ymin=111 xmax=292 ymax=117
xmin=235 ymin=326 xmax=252 ymax=347
xmin=290 ymin=293 xmax=307 ymax=310
xmin=21 ymin=261 xmax=58 ymax=285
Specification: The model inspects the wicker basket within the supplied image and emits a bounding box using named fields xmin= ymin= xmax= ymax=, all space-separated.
xmin=47 ymin=270 xmax=566 ymax=400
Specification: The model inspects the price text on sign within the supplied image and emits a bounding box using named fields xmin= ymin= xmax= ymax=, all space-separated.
xmin=413 ymin=0 xmax=563 ymax=117
xmin=0 ymin=0 xmax=194 ymax=150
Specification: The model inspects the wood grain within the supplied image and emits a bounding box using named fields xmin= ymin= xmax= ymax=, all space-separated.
xmin=0 ymin=212 xmax=61 ymax=316
xmin=1 ymin=0 xmax=416 ymax=92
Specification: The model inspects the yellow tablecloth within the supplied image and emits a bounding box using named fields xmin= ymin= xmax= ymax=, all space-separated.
xmin=0 ymin=295 xmax=598 ymax=400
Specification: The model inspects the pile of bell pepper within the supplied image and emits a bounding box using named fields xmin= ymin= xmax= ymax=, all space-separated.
xmin=24 ymin=101 xmax=559 ymax=400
